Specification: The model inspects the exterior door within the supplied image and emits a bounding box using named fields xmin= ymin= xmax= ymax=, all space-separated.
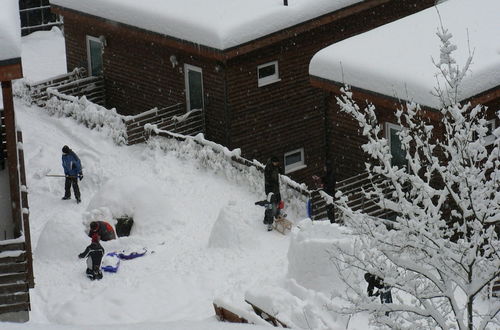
xmin=86 ymin=36 xmax=103 ymax=76
xmin=386 ymin=123 xmax=407 ymax=168
xmin=184 ymin=64 xmax=204 ymax=112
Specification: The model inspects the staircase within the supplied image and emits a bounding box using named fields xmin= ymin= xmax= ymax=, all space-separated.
xmin=0 ymin=240 xmax=31 ymax=322
xmin=24 ymin=67 xmax=106 ymax=106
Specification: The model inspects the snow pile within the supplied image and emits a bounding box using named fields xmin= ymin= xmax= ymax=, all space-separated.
xmin=0 ymin=0 xmax=21 ymax=61
xmin=241 ymin=219 xmax=355 ymax=329
xmin=50 ymin=0 xmax=362 ymax=50
xmin=287 ymin=219 xmax=351 ymax=294
xmin=309 ymin=0 xmax=500 ymax=108
xmin=208 ymin=201 xmax=257 ymax=249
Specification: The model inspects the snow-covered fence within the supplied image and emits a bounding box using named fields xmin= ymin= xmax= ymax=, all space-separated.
xmin=44 ymin=93 xmax=128 ymax=145
xmin=15 ymin=67 xmax=86 ymax=105
xmin=124 ymin=105 xmax=203 ymax=145
xmin=146 ymin=125 xmax=311 ymax=217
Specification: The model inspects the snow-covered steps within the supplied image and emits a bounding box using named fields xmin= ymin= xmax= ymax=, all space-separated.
xmin=0 ymin=241 xmax=31 ymax=322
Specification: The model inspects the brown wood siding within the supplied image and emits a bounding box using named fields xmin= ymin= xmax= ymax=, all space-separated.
xmin=224 ymin=0 xmax=435 ymax=184
xmin=59 ymin=0 xmax=434 ymax=186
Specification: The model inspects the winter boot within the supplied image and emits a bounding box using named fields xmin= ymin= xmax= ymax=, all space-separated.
xmin=62 ymin=196 xmax=70 ymax=200
xmin=76 ymin=198 xmax=81 ymax=204
xmin=267 ymin=224 xmax=273 ymax=231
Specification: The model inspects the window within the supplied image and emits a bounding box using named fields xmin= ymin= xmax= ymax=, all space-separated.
xmin=284 ymin=148 xmax=306 ymax=174
xmin=386 ymin=122 xmax=407 ymax=168
xmin=257 ymin=61 xmax=280 ymax=87
xmin=485 ymin=119 xmax=496 ymax=146
xmin=184 ymin=64 xmax=204 ymax=112
xmin=86 ymin=36 xmax=103 ymax=76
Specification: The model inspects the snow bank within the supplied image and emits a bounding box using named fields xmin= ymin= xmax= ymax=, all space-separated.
xmin=50 ymin=0 xmax=362 ymax=50
xmin=0 ymin=0 xmax=21 ymax=61
xmin=309 ymin=0 xmax=500 ymax=108
xmin=239 ymin=220 xmax=356 ymax=329
xmin=287 ymin=219 xmax=352 ymax=294
xmin=208 ymin=201 xmax=257 ymax=249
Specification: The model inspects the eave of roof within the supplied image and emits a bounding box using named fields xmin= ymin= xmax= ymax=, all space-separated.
xmin=52 ymin=0 xmax=391 ymax=61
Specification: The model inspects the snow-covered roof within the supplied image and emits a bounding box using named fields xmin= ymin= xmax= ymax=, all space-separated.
xmin=309 ymin=0 xmax=500 ymax=109
xmin=0 ymin=0 xmax=22 ymax=63
xmin=50 ymin=0 xmax=362 ymax=50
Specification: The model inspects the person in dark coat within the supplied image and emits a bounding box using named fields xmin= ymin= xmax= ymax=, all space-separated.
xmin=79 ymin=234 xmax=104 ymax=280
xmin=264 ymin=156 xmax=283 ymax=204
xmin=364 ymin=273 xmax=393 ymax=305
xmin=88 ymin=221 xmax=116 ymax=241
xmin=264 ymin=156 xmax=283 ymax=230
xmin=61 ymin=145 xmax=83 ymax=203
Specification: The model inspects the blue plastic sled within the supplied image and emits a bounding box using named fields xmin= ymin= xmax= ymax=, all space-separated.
xmin=117 ymin=248 xmax=147 ymax=260
xmin=101 ymin=252 xmax=121 ymax=273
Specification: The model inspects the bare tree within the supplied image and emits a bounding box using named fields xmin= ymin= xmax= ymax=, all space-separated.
xmin=330 ymin=26 xmax=500 ymax=330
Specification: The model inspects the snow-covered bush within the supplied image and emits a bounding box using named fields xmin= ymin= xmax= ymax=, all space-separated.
xmin=44 ymin=94 xmax=128 ymax=145
xmin=331 ymin=28 xmax=500 ymax=329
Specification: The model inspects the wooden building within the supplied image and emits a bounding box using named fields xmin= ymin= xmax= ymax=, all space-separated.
xmin=0 ymin=0 xmax=34 ymax=322
xmin=49 ymin=0 xmax=434 ymax=185
xmin=310 ymin=0 xmax=500 ymax=180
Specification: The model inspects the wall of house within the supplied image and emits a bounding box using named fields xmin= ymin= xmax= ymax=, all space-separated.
xmin=223 ymin=0 xmax=436 ymax=185
xmin=60 ymin=0 xmax=434 ymax=187
xmin=63 ymin=15 xmax=229 ymax=145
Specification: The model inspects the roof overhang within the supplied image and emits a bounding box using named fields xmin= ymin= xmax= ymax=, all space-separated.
xmin=0 ymin=58 xmax=23 ymax=81
xmin=52 ymin=0 xmax=391 ymax=61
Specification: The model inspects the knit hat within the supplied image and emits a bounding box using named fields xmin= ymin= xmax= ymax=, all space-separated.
xmin=62 ymin=145 xmax=70 ymax=154
xmin=270 ymin=156 xmax=279 ymax=163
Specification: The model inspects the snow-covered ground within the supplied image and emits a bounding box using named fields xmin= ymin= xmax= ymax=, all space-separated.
xmin=3 ymin=29 xmax=365 ymax=329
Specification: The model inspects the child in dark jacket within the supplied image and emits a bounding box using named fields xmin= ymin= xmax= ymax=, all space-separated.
xmin=79 ymin=234 xmax=104 ymax=280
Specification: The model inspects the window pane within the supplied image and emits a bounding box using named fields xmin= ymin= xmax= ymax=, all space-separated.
xmin=390 ymin=128 xmax=406 ymax=168
xmin=285 ymin=152 xmax=301 ymax=166
xmin=258 ymin=65 xmax=276 ymax=79
xmin=89 ymin=40 xmax=103 ymax=76
xmin=188 ymin=70 xmax=203 ymax=110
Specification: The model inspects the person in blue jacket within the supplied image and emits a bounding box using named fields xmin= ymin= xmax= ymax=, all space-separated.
xmin=61 ymin=145 xmax=83 ymax=203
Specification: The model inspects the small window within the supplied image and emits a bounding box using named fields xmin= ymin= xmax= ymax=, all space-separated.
xmin=257 ymin=61 xmax=280 ymax=87
xmin=284 ymin=148 xmax=306 ymax=174
xmin=485 ymin=119 xmax=496 ymax=146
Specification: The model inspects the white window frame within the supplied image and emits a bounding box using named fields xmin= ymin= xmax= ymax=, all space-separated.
xmin=485 ymin=119 xmax=496 ymax=146
xmin=284 ymin=148 xmax=306 ymax=174
xmin=86 ymin=35 xmax=103 ymax=76
xmin=257 ymin=61 xmax=280 ymax=87
xmin=184 ymin=64 xmax=204 ymax=112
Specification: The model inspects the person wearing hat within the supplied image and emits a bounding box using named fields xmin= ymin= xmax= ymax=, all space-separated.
xmin=78 ymin=233 xmax=104 ymax=280
xmin=263 ymin=156 xmax=283 ymax=230
xmin=61 ymin=145 xmax=83 ymax=203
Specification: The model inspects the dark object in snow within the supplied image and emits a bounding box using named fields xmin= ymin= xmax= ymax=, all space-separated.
xmin=89 ymin=221 xmax=116 ymax=241
xmin=264 ymin=157 xmax=282 ymax=204
xmin=117 ymin=248 xmax=147 ymax=260
xmin=115 ymin=216 xmax=134 ymax=237
xmin=245 ymin=299 xmax=289 ymax=328
xmin=79 ymin=235 xmax=104 ymax=280
xmin=364 ymin=273 xmax=393 ymax=306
